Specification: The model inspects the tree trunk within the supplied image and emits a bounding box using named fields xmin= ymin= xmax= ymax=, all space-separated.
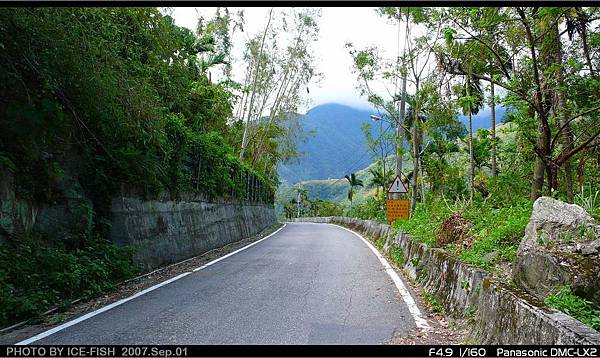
xmin=531 ymin=118 xmax=546 ymax=200
xmin=577 ymin=156 xmax=586 ymax=189
xmin=554 ymin=24 xmax=574 ymax=202
xmin=531 ymin=156 xmax=546 ymax=200
xmin=469 ymin=110 xmax=474 ymax=202
xmin=420 ymin=153 xmax=426 ymax=204
xmin=411 ymin=113 xmax=419 ymax=213
xmin=490 ymin=83 xmax=497 ymax=177
xmin=519 ymin=9 xmax=552 ymax=201
xmin=576 ymin=8 xmax=597 ymax=79
xmin=396 ymin=10 xmax=409 ymax=178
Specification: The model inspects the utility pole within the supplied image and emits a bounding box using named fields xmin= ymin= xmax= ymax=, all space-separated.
xmin=397 ymin=74 xmax=406 ymax=177
xmin=297 ymin=189 xmax=301 ymax=218
xmin=395 ymin=8 xmax=408 ymax=201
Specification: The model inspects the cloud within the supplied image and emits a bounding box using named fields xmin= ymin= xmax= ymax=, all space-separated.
xmin=169 ymin=7 xmax=405 ymax=113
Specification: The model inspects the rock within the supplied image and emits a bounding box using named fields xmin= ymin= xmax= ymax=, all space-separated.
xmin=579 ymin=239 xmax=600 ymax=256
xmin=513 ymin=197 xmax=600 ymax=306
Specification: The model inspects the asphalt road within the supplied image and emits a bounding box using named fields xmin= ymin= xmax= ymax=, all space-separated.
xmin=29 ymin=222 xmax=417 ymax=344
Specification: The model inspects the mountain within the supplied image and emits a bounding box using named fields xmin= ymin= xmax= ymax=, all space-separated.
xmin=278 ymin=102 xmax=508 ymax=186
xmin=277 ymin=121 xmax=517 ymax=215
xmin=278 ymin=103 xmax=378 ymax=185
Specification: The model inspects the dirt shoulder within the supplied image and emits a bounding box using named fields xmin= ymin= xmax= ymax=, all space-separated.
xmin=386 ymin=274 xmax=470 ymax=345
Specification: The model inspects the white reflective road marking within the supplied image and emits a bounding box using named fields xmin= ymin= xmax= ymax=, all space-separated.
xmin=330 ymin=223 xmax=431 ymax=331
xmin=17 ymin=223 xmax=288 ymax=345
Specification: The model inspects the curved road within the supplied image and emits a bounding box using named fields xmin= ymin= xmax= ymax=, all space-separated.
xmin=26 ymin=222 xmax=419 ymax=344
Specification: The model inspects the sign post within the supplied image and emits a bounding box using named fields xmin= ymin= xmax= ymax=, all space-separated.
xmin=386 ymin=175 xmax=409 ymax=223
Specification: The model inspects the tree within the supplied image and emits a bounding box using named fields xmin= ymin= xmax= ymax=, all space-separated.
xmin=349 ymin=7 xmax=444 ymax=212
xmin=362 ymin=120 xmax=396 ymax=189
xmin=345 ymin=173 xmax=364 ymax=208
xmin=307 ymin=199 xmax=344 ymax=217
xmin=457 ymin=75 xmax=484 ymax=201
xmin=436 ymin=7 xmax=600 ymax=200
xmin=368 ymin=167 xmax=393 ymax=196
xmin=293 ymin=186 xmax=309 ymax=218
xmin=237 ymin=8 xmax=321 ymax=177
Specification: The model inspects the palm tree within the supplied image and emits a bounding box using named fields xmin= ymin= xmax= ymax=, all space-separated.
xmin=368 ymin=167 xmax=392 ymax=196
xmin=345 ymin=173 xmax=364 ymax=208
xmin=457 ymin=75 xmax=484 ymax=202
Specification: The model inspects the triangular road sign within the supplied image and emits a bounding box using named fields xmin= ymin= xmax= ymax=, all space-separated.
xmin=387 ymin=175 xmax=408 ymax=194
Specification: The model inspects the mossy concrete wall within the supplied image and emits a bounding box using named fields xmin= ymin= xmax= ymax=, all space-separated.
xmin=294 ymin=216 xmax=600 ymax=344
xmin=1 ymin=172 xmax=276 ymax=271
xmin=111 ymin=195 xmax=276 ymax=270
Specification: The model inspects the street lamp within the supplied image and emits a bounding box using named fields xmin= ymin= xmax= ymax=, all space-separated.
xmin=370 ymin=114 xmax=407 ymax=200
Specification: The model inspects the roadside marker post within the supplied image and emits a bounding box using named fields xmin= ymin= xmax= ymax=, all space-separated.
xmin=386 ymin=175 xmax=409 ymax=223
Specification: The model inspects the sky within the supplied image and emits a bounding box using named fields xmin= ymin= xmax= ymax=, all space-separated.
xmin=169 ymin=7 xmax=403 ymax=112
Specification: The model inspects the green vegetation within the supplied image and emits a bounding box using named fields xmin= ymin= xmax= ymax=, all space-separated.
xmin=348 ymin=195 xmax=387 ymax=223
xmin=344 ymin=173 xmax=364 ymax=208
xmin=0 ymin=8 xmax=274 ymax=204
xmin=0 ymin=220 xmax=139 ymax=326
xmin=306 ymin=199 xmax=344 ymax=217
xmin=545 ymin=286 xmax=600 ymax=331
xmin=341 ymin=7 xmax=600 ymax=329
xmin=422 ymin=290 xmax=445 ymax=315
xmin=347 ymin=6 xmax=600 ymax=207
xmin=388 ymin=246 xmax=405 ymax=267
xmin=1 ymin=8 xmax=319 ymax=327
xmin=392 ymin=194 xmax=532 ymax=271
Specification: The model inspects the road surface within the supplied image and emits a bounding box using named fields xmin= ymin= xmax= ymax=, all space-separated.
xmin=26 ymin=222 xmax=418 ymax=344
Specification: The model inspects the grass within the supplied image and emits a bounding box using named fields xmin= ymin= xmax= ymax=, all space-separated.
xmin=393 ymin=200 xmax=451 ymax=247
xmin=373 ymin=235 xmax=386 ymax=251
xmin=422 ymin=290 xmax=445 ymax=315
xmin=388 ymin=246 xmax=405 ymax=266
xmin=545 ymin=286 xmax=600 ymax=332
xmin=458 ymin=199 xmax=531 ymax=270
xmin=393 ymin=196 xmax=532 ymax=271
xmin=0 ymin=234 xmax=140 ymax=327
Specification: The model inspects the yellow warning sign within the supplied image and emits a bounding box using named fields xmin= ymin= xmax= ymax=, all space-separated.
xmin=386 ymin=199 xmax=409 ymax=222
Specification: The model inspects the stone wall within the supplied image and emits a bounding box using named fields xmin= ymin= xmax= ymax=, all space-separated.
xmin=0 ymin=172 xmax=91 ymax=243
xmin=111 ymin=195 xmax=276 ymax=270
xmin=294 ymin=216 xmax=600 ymax=344
xmin=1 ymin=172 xmax=277 ymax=271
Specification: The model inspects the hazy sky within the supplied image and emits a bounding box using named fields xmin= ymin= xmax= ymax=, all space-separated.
xmin=170 ymin=7 xmax=403 ymax=112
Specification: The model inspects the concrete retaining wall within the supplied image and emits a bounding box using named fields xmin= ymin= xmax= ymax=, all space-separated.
xmin=1 ymin=172 xmax=276 ymax=271
xmin=111 ymin=195 xmax=276 ymax=270
xmin=294 ymin=216 xmax=600 ymax=344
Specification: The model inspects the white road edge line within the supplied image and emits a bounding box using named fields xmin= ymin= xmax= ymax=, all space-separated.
xmin=17 ymin=223 xmax=288 ymax=345
xmin=330 ymin=223 xmax=431 ymax=331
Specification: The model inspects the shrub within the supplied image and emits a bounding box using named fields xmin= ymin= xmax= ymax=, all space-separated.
xmin=393 ymin=196 xmax=532 ymax=270
xmin=0 ymin=235 xmax=139 ymax=327
xmin=393 ymin=199 xmax=451 ymax=247
xmin=545 ymin=286 xmax=600 ymax=332
xmin=422 ymin=290 xmax=444 ymax=315
xmin=388 ymin=246 xmax=405 ymax=266
xmin=307 ymin=199 xmax=344 ymax=217
xmin=436 ymin=212 xmax=473 ymax=247
xmin=347 ymin=196 xmax=386 ymax=222
xmin=487 ymin=174 xmax=530 ymax=208
xmin=459 ymin=199 xmax=531 ymax=269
